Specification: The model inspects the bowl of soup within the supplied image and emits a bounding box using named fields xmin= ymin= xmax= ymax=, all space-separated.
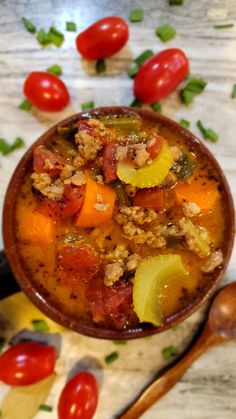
xmin=2 ymin=107 xmax=235 ymax=339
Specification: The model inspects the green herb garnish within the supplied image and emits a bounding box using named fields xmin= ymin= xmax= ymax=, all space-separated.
xmin=169 ymin=0 xmax=184 ymax=5
xmin=0 ymin=137 xmax=25 ymax=156
xmin=22 ymin=17 xmax=37 ymax=33
xmin=81 ymin=101 xmax=95 ymax=111
xmin=113 ymin=340 xmax=127 ymax=345
xmin=105 ymin=351 xmax=119 ymax=364
xmin=214 ymin=23 xmax=234 ymax=29
xmin=48 ymin=26 xmax=64 ymax=47
xmin=176 ymin=153 xmax=196 ymax=180
xmin=19 ymin=99 xmax=32 ymax=111
xmin=183 ymin=77 xmax=207 ymax=93
xmin=36 ymin=28 xmax=51 ymax=46
xmin=155 ymin=24 xmax=176 ymax=42
xmin=0 ymin=337 xmax=5 ymax=353
xmin=134 ymin=49 xmax=154 ymax=67
xmin=130 ymin=97 xmax=142 ymax=108
xmin=31 ymin=319 xmax=49 ymax=332
xmin=197 ymin=120 xmax=219 ymax=142
xmin=179 ymin=118 xmax=190 ymax=129
xmin=129 ymin=9 xmax=143 ymax=22
xmin=66 ymin=21 xmax=77 ymax=32
xmin=151 ymin=102 xmax=162 ymax=112
xmin=46 ymin=64 xmax=63 ymax=76
xmin=171 ymin=325 xmax=180 ymax=332
xmin=39 ymin=404 xmax=53 ymax=412
xmin=162 ymin=345 xmax=178 ymax=360
xmin=127 ymin=65 xmax=139 ymax=78
xmin=181 ymin=89 xmax=194 ymax=105
xmin=231 ymin=84 xmax=236 ymax=99
xmin=96 ymin=59 xmax=106 ymax=74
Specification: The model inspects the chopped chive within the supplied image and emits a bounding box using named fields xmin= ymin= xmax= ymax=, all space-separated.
xmin=66 ymin=21 xmax=77 ymax=32
xmin=12 ymin=137 xmax=25 ymax=151
xmin=155 ymin=24 xmax=176 ymax=42
xmin=169 ymin=0 xmax=184 ymax=5
xmin=36 ymin=28 xmax=51 ymax=46
xmin=197 ymin=120 xmax=219 ymax=142
xmin=151 ymin=102 xmax=162 ymax=112
xmin=0 ymin=137 xmax=25 ymax=156
xmin=46 ymin=64 xmax=63 ymax=76
xmin=19 ymin=99 xmax=32 ymax=111
xmin=39 ymin=404 xmax=53 ymax=412
xmin=96 ymin=59 xmax=106 ymax=74
xmin=197 ymin=120 xmax=207 ymax=137
xmin=183 ymin=77 xmax=207 ymax=93
xmin=129 ymin=9 xmax=143 ymax=22
xmin=181 ymin=89 xmax=194 ymax=105
xmin=48 ymin=26 xmax=64 ymax=47
xmin=179 ymin=118 xmax=190 ymax=129
xmin=105 ymin=351 xmax=119 ymax=364
xmin=81 ymin=101 xmax=94 ymax=111
xmin=171 ymin=325 xmax=180 ymax=332
xmin=214 ymin=23 xmax=234 ymax=29
xmin=130 ymin=97 xmax=142 ymax=108
xmin=127 ymin=65 xmax=139 ymax=78
xmin=113 ymin=340 xmax=127 ymax=345
xmin=162 ymin=345 xmax=178 ymax=360
xmin=134 ymin=49 xmax=154 ymax=67
xmin=0 ymin=337 xmax=5 ymax=353
xmin=22 ymin=17 xmax=37 ymax=33
xmin=31 ymin=319 xmax=49 ymax=332
xmin=231 ymin=84 xmax=236 ymax=99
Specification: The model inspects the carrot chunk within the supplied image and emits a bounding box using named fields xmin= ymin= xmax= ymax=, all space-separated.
xmin=18 ymin=208 xmax=55 ymax=243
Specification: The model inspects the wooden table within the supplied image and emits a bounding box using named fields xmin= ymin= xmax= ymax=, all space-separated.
xmin=0 ymin=0 xmax=236 ymax=418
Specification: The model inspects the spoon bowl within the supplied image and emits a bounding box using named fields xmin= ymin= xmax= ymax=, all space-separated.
xmin=209 ymin=282 xmax=236 ymax=339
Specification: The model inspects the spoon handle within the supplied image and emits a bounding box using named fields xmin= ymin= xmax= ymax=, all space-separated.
xmin=118 ymin=323 xmax=224 ymax=419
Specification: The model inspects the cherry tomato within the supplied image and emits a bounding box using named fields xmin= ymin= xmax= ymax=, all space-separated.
xmin=134 ymin=48 xmax=189 ymax=104
xmin=23 ymin=72 xmax=70 ymax=112
xmin=147 ymin=135 xmax=165 ymax=160
xmin=133 ymin=188 xmax=164 ymax=211
xmin=58 ymin=243 xmax=100 ymax=280
xmin=76 ymin=16 xmax=129 ymax=60
xmin=103 ymin=142 xmax=118 ymax=181
xmin=33 ymin=146 xmax=64 ymax=175
xmin=0 ymin=342 xmax=56 ymax=386
xmin=58 ymin=372 xmax=98 ymax=419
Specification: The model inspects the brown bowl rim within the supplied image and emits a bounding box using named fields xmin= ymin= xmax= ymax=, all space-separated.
xmin=2 ymin=106 xmax=235 ymax=339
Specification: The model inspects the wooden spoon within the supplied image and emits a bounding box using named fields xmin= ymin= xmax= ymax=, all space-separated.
xmin=118 ymin=282 xmax=236 ymax=419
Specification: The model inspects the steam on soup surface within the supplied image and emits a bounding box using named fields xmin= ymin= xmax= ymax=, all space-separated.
xmin=15 ymin=114 xmax=224 ymax=330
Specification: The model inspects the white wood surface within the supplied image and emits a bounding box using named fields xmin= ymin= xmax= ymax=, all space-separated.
xmin=0 ymin=0 xmax=236 ymax=418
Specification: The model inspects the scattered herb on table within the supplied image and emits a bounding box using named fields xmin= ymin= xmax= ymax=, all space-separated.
xmin=81 ymin=101 xmax=95 ymax=111
xmin=197 ymin=120 xmax=219 ymax=142
xmin=22 ymin=17 xmax=37 ymax=33
xmin=66 ymin=21 xmax=77 ymax=32
xmin=113 ymin=340 xmax=127 ymax=345
xmin=105 ymin=351 xmax=119 ymax=364
xmin=96 ymin=59 xmax=106 ymax=74
xmin=48 ymin=26 xmax=64 ymax=47
xmin=19 ymin=99 xmax=32 ymax=111
xmin=181 ymin=89 xmax=194 ymax=105
xmin=155 ymin=24 xmax=176 ymax=42
xmin=214 ymin=23 xmax=234 ymax=29
xmin=0 ymin=337 xmax=5 ymax=353
xmin=127 ymin=66 xmax=139 ymax=78
xmin=181 ymin=77 xmax=207 ymax=105
xmin=39 ymin=404 xmax=53 ymax=412
xmin=171 ymin=325 xmax=180 ymax=332
xmin=130 ymin=97 xmax=142 ymax=108
xmin=0 ymin=137 xmax=25 ymax=156
xmin=134 ymin=49 xmax=154 ymax=67
xmin=169 ymin=0 xmax=184 ymax=5
xmin=152 ymin=102 xmax=162 ymax=112
xmin=129 ymin=9 xmax=143 ymax=22
xmin=179 ymin=118 xmax=190 ymax=129
xmin=31 ymin=319 xmax=49 ymax=332
xmin=46 ymin=64 xmax=63 ymax=76
xmin=36 ymin=28 xmax=51 ymax=46
xmin=231 ymin=84 xmax=236 ymax=99
xmin=162 ymin=345 xmax=178 ymax=360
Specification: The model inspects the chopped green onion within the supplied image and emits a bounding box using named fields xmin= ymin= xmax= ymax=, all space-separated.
xmin=231 ymin=84 xmax=236 ymax=99
xmin=155 ymin=24 xmax=176 ymax=42
xmin=96 ymin=59 xmax=106 ymax=74
xmin=134 ymin=49 xmax=154 ymax=67
xmin=113 ymin=339 xmax=127 ymax=345
xmin=129 ymin=9 xmax=143 ymax=22
xmin=151 ymin=102 xmax=162 ymax=112
xmin=130 ymin=97 xmax=142 ymax=108
xmin=48 ymin=26 xmax=64 ymax=47
xmin=127 ymin=65 xmax=139 ymax=78
xmin=105 ymin=351 xmax=119 ymax=364
xmin=197 ymin=120 xmax=219 ymax=142
xmin=0 ymin=337 xmax=5 ymax=353
xmin=22 ymin=17 xmax=37 ymax=33
xmin=214 ymin=23 xmax=234 ymax=29
xmin=39 ymin=404 xmax=53 ymax=412
xmin=36 ymin=28 xmax=51 ymax=46
xmin=181 ymin=89 xmax=194 ymax=105
xmin=66 ymin=21 xmax=77 ymax=32
xmin=169 ymin=0 xmax=184 ymax=5
xmin=19 ymin=99 xmax=32 ymax=111
xmin=46 ymin=64 xmax=62 ymax=76
xmin=162 ymin=345 xmax=178 ymax=360
xmin=31 ymin=319 xmax=49 ymax=332
xmin=81 ymin=101 xmax=95 ymax=111
xmin=183 ymin=77 xmax=207 ymax=93
xmin=179 ymin=118 xmax=190 ymax=129
xmin=171 ymin=325 xmax=180 ymax=332
xmin=0 ymin=137 xmax=25 ymax=156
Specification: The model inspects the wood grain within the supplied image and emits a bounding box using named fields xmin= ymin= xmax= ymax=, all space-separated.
xmin=0 ymin=0 xmax=236 ymax=418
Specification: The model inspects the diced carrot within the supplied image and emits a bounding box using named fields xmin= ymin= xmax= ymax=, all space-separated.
xmin=75 ymin=178 xmax=116 ymax=227
xmin=18 ymin=208 xmax=55 ymax=243
xmin=175 ymin=176 xmax=220 ymax=213
xmin=133 ymin=187 xmax=164 ymax=211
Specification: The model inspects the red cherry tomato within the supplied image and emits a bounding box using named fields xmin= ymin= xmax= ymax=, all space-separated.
xmin=58 ymin=243 xmax=100 ymax=280
xmin=76 ymin=16 xmax=129 ymax=60
xmin=58 ymin=372 xmax=98 ymax=419
xmin=147 ymin=135 xmax=165 ymax=160
xmin=134 ymin=48 xmax=189 ymax=104
xmin=23 ymin=72 xmax=70 ymax=112
xmin=0 ymin=342 xmax=56 ymax=386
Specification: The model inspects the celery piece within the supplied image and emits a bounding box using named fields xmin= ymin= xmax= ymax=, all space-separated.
xmin=133 ymin=255 xmax=188 ymax=326
xmin=117 ymin=141 xmax=173 ymax=188
xmin=100 ymin=116 xmax=141 ymax=133
xmin=176 ymin=153 xmax=196 ymax=180
xmin=180 ymin=218 xmax=211 ymax=258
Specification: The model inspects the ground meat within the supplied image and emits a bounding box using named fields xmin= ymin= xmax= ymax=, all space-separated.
xmin=183 ymin=202 xmax=201 ymax=218
xmin=133 ymin=144 xmax=150 ymax=167
xmin=104 ymin=244 xmax=129 ymax=264
xmin=69 ymin=171 xmax=87 ymax=186
xmin=31 ymin=173 xmax=64 ymax=200
xmin=60 ymin=164 xmax=75 ymax=181
xmin=126 ymin=253 xmax=141 ymax=271
xmin=116 ymin=206 xmax=158 ymax=226
xmin=116 ymin=145 xmax=128 ymax=161
xmin=170 ymin=146 xmax=182 ymax=161
xmin=201 ymin=250 xmax=223 ymax=273
xmin=74 ymin=119 xmax=107 ymax=168
xmin=31 ymin=172 xmax=51 ymax=190
xmin=122 ymin=221 xmax=166 ymax=248
xmin=104 ymin=262 xmax=124 ymax=286
xmin=179 ymin=218 xmax=211 ymax=258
